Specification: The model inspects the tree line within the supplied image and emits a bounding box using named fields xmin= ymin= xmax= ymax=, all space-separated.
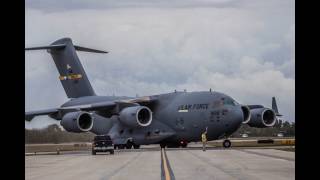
xmin=25 ymin=124 xmax=95 ymax=144
xmin=233 ymin=120 xmax=295 ymax=137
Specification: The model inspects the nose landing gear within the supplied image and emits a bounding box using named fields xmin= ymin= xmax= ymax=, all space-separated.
xmin=222 ymin=139 xmax=231 ymax=148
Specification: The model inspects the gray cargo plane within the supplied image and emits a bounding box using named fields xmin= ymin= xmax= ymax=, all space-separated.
xmin=25 ymin=38 xmax=281 ymax=148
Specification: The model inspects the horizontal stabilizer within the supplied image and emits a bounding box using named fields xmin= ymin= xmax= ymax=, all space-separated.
xmin=74 ymin=45 xmax=108 ymax=53
xmin=25 ymin=44 xmax=66 ymax=51
xmin=25 ymin=44 xmax=108 ymax=54
xmin=25 ymin=37 xmax=108 ymax=98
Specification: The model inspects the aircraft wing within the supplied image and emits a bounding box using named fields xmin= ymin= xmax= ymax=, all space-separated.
xmin=25 ymin=101 xmax=117 ymax=121
xmin=25 ymin=96 xmax=158 ymax=121
xmin=247 ymin=97 xmax=282 ymax=116
xmin=117 ymin=96 xmax=157 ymax=104
xmin=59 ymin=101 xmax=117 ymax=111
xmin=25 ymin=108 xmax=59 ymax=121
xmin=247 ymin=105 xmax=264 ymax=109
xmin=58 ymin=96 xmax=157 ymax=111
xmin=113 ymin=96 xmax=158 ymax=111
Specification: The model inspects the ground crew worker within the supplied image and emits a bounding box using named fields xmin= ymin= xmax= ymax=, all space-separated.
xmin=201 ymin=127 xmax=208 ymax=151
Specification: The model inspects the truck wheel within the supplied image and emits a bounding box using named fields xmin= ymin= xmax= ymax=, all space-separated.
xmin=92 ymin=150 xmax=96 ymax=155
xmin=110 ymin=150 xmax=114 ymax=155
xmin=223 ymin=139 xmax=231 ymax=148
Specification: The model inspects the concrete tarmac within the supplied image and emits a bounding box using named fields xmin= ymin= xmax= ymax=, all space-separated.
xmin=25 ymin=147 xmax=294 ymax=180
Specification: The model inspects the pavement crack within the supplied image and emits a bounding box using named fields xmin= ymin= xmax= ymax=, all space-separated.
xmin=186 ymin=150 xmax=256 ymax=180
xmin=236 ymin=149 xmax=295 ymax=162
xmin=99 ymin=152 xmax=142 ymax=180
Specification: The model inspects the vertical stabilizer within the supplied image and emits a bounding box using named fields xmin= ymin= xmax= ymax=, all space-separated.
xmin=272 ymin=97 xmax=282 ymax=116
xmin=26 ymin=38 xmax=108 ymax=98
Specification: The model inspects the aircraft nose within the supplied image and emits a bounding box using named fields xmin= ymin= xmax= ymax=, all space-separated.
xmin=225 ymin=106 xmax=244 ymax=135
xmin=234 ymin=106 xmax=245 ymax=125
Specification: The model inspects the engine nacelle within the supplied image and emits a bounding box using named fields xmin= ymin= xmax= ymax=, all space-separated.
xmin=60 ymin=111 xmax=93 ymax=132
xmin=246 ymin=108 xmax=276 ymax=128
xmin=241 ymin=106 xmax=251 ymax=124
xmin=119 ymin=106 xmax=153 ymax=127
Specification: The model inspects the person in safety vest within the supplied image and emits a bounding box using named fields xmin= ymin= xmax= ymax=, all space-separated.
xmin=201 ymin=127 xmax=208 ymax=151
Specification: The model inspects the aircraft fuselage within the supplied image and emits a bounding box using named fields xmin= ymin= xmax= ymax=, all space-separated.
xmin=61 ymin=91 xmax=245 ymax=146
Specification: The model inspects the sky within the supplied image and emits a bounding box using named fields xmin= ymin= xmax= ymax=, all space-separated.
xmin=25 ymin=0 xmax=295 ymax=129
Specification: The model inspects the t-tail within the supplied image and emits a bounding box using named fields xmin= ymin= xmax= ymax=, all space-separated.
xmin=25 ymin=38 xmax=108 ymax=98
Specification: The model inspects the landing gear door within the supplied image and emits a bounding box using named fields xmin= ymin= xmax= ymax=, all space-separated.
xmin=175 ymin=117 xmax=186 ymax=131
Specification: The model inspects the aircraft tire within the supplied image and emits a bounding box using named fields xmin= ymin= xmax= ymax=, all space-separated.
xmin=126 ymin=143 xmax=133 ymax=149
xmin=181 ymin=143 xmax=188 ymax=148
xmin=223 ymin=139 xmax=231 ymax=148
xmin=118 ymin=144 xmax=125 ymax=149
xmin=167 ymin=143 xmax=180 ymax=148
xmin=160 ymin=143 xmax=166 ymax=148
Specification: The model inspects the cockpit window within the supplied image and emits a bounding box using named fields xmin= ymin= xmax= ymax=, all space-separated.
xmin=222 ymin=97 xmax=237 ymax=106
xmin=233 ymin=99 xmax=240 ymax=105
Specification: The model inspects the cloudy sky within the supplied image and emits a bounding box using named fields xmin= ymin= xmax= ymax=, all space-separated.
xmin=25 ymin=0 xmax=295 ymax=129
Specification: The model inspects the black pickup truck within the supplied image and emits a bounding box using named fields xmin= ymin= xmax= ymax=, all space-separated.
xmin=92 ymin=135 xmax=114 ymax=155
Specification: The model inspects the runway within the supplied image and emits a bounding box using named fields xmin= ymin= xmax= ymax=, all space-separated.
xmin=25 ymin=147 xmax=295 ymax=180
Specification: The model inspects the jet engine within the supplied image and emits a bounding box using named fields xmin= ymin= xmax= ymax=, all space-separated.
xmin=60 ymin=111 xmax=93 ymax=132
xmin=119 ymin=106 xmax=153 ymax=127
xmin=246 ymin=108 xmax=276 ymax=128
xmin=241 ymin=106 xmax=251 ymax=124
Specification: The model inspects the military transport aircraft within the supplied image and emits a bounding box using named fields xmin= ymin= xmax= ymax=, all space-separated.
xmin=25 ymin=38 xmax=281 ymax=148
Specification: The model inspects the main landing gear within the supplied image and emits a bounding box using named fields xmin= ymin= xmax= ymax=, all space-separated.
xmin=160 ymin=141 xmax=188 ymax=148
xmin=133 ymin=144 xmax=140 ymax=149
xmin=114 ymin=144 xmax=125 ymax=149
xmin=114 ymin=142 xmax=140 ymax=150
